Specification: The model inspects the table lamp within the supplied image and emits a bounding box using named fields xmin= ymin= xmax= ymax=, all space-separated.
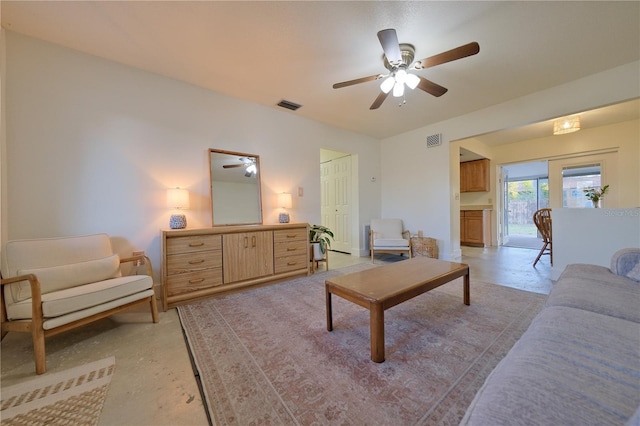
xmin=278 ymin=192 xmax=292 ymax=223
xmin=167 ymin=187 xmax=190 ymax=229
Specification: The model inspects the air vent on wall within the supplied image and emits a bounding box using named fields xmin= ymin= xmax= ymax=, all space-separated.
xmin=277 ymin=99 xmax=302 ymax=111
xmin=426 ymin=133 xmax=442 ymax=148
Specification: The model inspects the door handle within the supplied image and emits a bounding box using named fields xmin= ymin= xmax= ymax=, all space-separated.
xmin=252 ymin=236 xmax=256 ymax=248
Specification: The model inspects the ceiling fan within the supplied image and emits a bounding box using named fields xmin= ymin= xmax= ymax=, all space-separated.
xmin=332 ymin=29 xmax=479 ymax=110
xmin=223 ymin=157 xmax=257 ymax=177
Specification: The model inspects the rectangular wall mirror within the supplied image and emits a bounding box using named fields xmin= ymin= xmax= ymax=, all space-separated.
xmin=209 ymin=148 xmax=263 ymax=226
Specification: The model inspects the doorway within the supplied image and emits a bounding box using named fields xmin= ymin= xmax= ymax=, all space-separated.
xmin=501 ymin=161 xmax=548 ymax=249
xmin=320 ymin=149 xmax=352 ymax=254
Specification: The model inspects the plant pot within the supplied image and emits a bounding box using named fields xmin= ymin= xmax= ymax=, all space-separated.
xmin=311 ymin=242 xmax=325 ymax=261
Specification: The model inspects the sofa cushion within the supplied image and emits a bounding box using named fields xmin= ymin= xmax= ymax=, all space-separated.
xmin=462 ymin=306 xmax=640 ymax=426
xmin=6 ymin=275 xmax=153 ymax=321
xmin=547 ymin=263 xmax=640 ymax=322
xmin=10 ymin=254 xmax=121 ymax=303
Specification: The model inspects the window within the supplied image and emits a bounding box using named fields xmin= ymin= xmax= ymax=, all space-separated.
xmin=562 ymin=164 xmax=601 ymax=208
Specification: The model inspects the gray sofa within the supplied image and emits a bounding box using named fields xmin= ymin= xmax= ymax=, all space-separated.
xmin=462 ymin=248 xmax=640 ymax=426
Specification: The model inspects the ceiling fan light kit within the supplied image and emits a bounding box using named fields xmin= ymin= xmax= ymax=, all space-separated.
xmin=333 ymin=28 xmax=480 ymax=110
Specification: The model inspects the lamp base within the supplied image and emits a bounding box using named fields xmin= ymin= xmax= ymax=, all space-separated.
xmin=278 ymin=212 xmax=290 ymax=223
xmin=170 ymin=214 xmax=187 ymax=229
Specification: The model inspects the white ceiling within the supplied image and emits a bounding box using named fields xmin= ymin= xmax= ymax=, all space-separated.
xmin=2 ymin=1 xmax=639 ymax=140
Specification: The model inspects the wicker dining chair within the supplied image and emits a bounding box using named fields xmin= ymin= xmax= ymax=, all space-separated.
xmin=533 ymin=208 xmax=552 ymax=267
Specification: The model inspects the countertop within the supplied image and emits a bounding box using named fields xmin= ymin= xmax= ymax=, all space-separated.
xmin=460 ymin=205 xmax=493 ymax=211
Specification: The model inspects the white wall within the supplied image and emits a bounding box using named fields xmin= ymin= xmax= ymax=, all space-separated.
xmin=3 ymin=32 xmax=382 ymax=278
xmin=552 ymin=208 xmax=640 ymax=280
xmin=381 ymin=61 xmax=640 ymax=260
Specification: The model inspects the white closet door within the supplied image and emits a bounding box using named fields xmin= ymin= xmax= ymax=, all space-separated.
xmin=320 ymin=156 xmax=352 ymax=253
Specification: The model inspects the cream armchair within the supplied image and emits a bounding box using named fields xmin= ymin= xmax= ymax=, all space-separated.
xmin=369 ymin=219 xmax=412 ymax=263
xmin=1 ymin=234 xmax=158 ymax=374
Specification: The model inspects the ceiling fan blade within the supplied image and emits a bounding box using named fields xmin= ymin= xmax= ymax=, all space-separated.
xmin=370 ymin=91 xmax=390 ymax=110
xmin=417 ymin=76 xmax=448 ymax=97
xmin=377 ymin=28 xmax=402 ymax=64
xmin=411 ymin=42 xmax=480 ymax=70
xmin=223 ymin=164 xmax=244 ymax=169
xmin=333 ymin=74 xmax=383 ymax=89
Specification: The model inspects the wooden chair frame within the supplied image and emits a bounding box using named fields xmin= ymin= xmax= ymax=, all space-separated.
xmin=1 ymin=255 xmax=159 ymax=374
xmin=533 ymin=208 xmax=553 ymax=267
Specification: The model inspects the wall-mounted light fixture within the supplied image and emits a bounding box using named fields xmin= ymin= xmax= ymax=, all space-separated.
xmin=553 ymin=116 xmax=581 ymax=135
xmin=277 ymin=192 xmax=292 ymax=223
xmin=167 ymin=187 xmax=190 ymax=229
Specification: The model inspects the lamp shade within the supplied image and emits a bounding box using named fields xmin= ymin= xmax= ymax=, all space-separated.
xmin=167 ymin=188 xmax=190 ymax=209
xmin=553 ymin=116 xmax=581 ymax=135
xmin=278 ymin=192 xmax=292 ymax=209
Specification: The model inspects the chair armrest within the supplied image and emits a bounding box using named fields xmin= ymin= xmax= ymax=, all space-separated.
xmin=402 ymin=230 xmax=411 ymax=239
xmin=120 ymin=255 xmax=154 ymax=277
xmin=1 ymin=274 xmax=44 ymax=327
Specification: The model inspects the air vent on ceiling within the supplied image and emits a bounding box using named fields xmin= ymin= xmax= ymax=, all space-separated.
xmin=426 ymin=133 xmax=442 ymax=148
xmin=277 ymin=100 xmax=302 ymax=111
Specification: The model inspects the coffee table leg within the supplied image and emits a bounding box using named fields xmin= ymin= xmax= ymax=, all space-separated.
xmin=326 ymin=287 xmax=333 ymax=331
xmin=464 ymin=271 xmax=470 ymax=306
xmin=370 ymin=303 xmax=385 ymax=362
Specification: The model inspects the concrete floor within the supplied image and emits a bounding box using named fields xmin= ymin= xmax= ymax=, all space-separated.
xmin=1 ymin=245 xmax=551 ymax=425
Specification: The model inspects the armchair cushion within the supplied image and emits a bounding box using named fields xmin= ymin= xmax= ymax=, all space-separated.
xmin=6 ymin=275 xmax=153 ymax=322
xmin=371 ymin=219 xmax=404 ymax=239
xmin=11 ymin=254 xmax=121 ymax=302
xmin=372 ymin=237 xmax=410 ymax=248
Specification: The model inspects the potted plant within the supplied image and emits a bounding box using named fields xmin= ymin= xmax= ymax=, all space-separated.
xmin=309 ymin=224 xmax=334 ymax=261
xmin=583 ymin=184 xmax=610 ymax=208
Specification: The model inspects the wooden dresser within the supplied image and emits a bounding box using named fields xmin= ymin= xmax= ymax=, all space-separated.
xmin=161 ymin=223 xmax=309 ymax=309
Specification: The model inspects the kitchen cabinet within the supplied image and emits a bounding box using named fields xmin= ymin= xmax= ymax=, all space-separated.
xmin=461 ymin=159 xmax=490 ymax=192
xmin=461 ymin=210 xmax=491 ymax=247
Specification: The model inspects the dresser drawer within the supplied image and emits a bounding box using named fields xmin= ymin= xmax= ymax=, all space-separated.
xmin=274 ymin=253 xmax=308 ymax=274
xmin=273 ymin=228 xmax=307 ymax=243
xmin=274 ymin=239 xmax=308 ymax=257
xmin=166 ymin=250 xmax=222 ymax=275
xmin=166 ymin=268 xmax=223 ymax=296
xmin=166 ymin=235 xmax=222 ymax=255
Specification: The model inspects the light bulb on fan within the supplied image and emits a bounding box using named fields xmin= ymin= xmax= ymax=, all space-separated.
xmin=380 ymin=76 xmax=395 ymax=94
xmin=392 ymin=81 xmax=405 ymax=97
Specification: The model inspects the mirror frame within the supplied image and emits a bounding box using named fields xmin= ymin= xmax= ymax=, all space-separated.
xmin=208 ymin=148 xmax=263 ymax=226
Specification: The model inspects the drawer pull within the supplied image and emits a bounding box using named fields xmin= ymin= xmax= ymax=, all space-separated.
xmin=189 ymin=278 xmax=205 ymax=284
xmin=189 ymin=259 xmax=205 ymax=264
xmin=286 ymin=234 xmax=297 ymax=238
xmin=287 ymin=247 xmax=297 ymax=251
xmin=287 ymin=261 xmax=298 ymax=266
xmin=189 ymin=242 xmax=205 ymax=247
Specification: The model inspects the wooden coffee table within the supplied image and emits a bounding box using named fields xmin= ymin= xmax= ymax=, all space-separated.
xmin=325 ymin=257 xmax=470 ymax=362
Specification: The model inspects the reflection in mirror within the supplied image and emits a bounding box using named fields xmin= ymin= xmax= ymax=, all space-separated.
xmin=209 ymin=149 xmax=262 ymax=226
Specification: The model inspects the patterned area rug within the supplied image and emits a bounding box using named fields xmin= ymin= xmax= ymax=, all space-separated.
xmin=1 ymin=357 xmax=115 ymax=426
xmin=178 ymin=263 xmax=546 ymax=425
